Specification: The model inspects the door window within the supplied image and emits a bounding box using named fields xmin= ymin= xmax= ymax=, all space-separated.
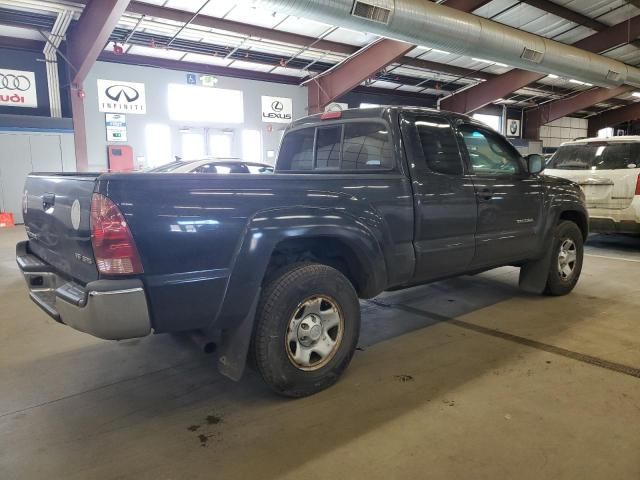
xmin=547 ymin=142 xmax=640 ymax=170
xmin=415 ymin=119 xmax=462 ymax=175
xmin=460 ymin=126 xmax=522 ymax=175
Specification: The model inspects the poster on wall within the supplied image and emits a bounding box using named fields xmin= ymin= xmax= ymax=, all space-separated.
xmin=0 ymin=69 xmax=37 ymax=108
xmin=507 ymin=118 xmax=521 ymax=137
xmin=261 ymin=96 xmax=292 ymax=123
xmin=97 ymin=79 xmax=146 ymax=114
xmin=105 ymin=113 xmax=127 ymax=142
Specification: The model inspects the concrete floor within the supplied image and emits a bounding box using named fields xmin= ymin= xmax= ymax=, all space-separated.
xmin=1 ymin=226 xmax=639 ymax=480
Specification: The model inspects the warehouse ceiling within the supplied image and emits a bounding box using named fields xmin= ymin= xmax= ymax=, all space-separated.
xmin=2 ymin=0 xmax=640 ymax=117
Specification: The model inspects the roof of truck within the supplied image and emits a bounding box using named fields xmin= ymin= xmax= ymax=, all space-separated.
xmin=289 ymin=106 xmax=470 ymax=130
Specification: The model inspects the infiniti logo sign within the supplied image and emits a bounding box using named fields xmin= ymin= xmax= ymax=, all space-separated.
xmin=97 ymin=79 xmax=146 ymax=114
xmin=105 ymin=84 xmax=139 ymax=103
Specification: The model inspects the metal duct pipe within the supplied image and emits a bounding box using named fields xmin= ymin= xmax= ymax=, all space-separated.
xmin=252 ymin=0 xmax=640 ymax=88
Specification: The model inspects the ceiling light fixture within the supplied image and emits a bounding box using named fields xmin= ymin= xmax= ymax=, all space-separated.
xmin=472 ymin=58 xmax=508 ymax=67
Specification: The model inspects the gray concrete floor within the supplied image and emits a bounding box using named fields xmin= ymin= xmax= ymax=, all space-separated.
xmin=1 ymin=226 xmax=639 ymax=480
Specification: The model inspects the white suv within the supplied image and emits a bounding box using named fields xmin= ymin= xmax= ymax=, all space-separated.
xmin=545 ymin=136 xmax=640 ymax=234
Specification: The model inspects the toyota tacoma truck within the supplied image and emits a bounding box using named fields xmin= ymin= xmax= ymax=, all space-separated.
xmin=17 ymin=107 xmax=588 ymax=397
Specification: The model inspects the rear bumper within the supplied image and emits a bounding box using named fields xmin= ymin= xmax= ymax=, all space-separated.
xmin=589 ymin=197 xmax=640 ymax=234
xmin=16 ymin=241 xmax=151 ymax=340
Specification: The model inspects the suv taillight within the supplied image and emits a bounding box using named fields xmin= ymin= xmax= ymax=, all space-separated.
xmin=90 ymin=193 xmax=143 ymax=275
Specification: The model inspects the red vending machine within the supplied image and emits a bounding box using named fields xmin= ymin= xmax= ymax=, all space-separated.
xmin=107 ymin=145 xmax=134 ymax=172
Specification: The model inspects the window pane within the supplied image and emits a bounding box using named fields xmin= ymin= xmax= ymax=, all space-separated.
xmin=181 ymin=133 xmax=205 ymax=159
xmin=209 ymin=133 xmax=232 ymax=157
xmin=316 ymin=126 xmax=342 ymax=169
xmin=145 ymin=124 xmax=172 ymax=168
xmin=461 ymin=126 xmax=521 ymax=175
xmin=415 ymin=118 xmax=462 ymax=175
xmin=168 ymin=84 xmax=243 ymax=123
xmin=342 ymin=123 xmax=393 ymax=170
xmin=472 ymin=113 xmax=502 ymax=133
xmin=277 ymin=128 xmax=315 ymax=171
xmin=242 ymin=129 xmax=262 ymax=163
xmin=548 ymin=142 xmax=640 ymax=170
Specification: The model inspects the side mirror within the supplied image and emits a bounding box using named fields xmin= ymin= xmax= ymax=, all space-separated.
xmin=526 ymin=154 xmax=545 ymax=174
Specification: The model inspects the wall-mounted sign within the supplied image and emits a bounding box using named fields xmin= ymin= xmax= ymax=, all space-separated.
xmin=261 ymin=96 xmax=292 ymax=123
xmin=105 ymin=113 xmax=127 ymax=142
xmin=0 ymin=69 xmax=37 ymax=108
xmin=98 ymin=79 xmax=146 ymax=114
xmin=186 ymin=73 xmax=197 ymax=85
xmin=507 ymin=118 xmax=521 ymax=137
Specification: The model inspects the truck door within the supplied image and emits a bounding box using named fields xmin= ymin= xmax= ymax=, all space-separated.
xmin=456 ymin=123 xmax=545 ymax=267
xmin=401 ymin=113 xmax=478 ymax=281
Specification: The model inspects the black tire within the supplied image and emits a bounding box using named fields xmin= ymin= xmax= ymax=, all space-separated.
xmin=253 ymin=262 xmax=360 ymax=397
xmin=544 ymin=220 xmax=584 ymax=296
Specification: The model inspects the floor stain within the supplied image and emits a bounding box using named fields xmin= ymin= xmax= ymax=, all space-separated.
xmin=187 ymin=425 xmax=200 ymax=432
xmin=394 ymin=374 xmax=414 ymax=383
xmin=206 ymin=414 xmax=222 ymax=425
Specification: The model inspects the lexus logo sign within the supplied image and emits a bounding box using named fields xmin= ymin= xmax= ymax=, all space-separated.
xmin=98 ymin=79 xmax=146 ymax=114
xmin=0 ymin=69 xmax=37 ymax=108
xmin=262 ymin=96 xmax=292 ymax=123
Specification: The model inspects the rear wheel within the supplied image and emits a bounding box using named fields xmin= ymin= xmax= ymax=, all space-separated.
xmin=544 ymin=220 xmax=584 ymax=296
xmin=253 ymin=263 xmax=360 ymax=397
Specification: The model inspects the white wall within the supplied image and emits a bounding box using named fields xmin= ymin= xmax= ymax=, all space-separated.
xmin=0 ymin=130 xmax=75 ymax=223
xmin=539 ymin=117 xmax=588 ymax=148
xmin=82 ymin=62 xmax=308 ymax=171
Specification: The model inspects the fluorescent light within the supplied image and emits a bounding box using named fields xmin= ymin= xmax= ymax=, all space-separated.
xmin=430 ymin=48 xmax=450 ymax=55
xmin=569 ymin=79 xmax=593 ymax=86
xmin=548 ymin=74 xmax=559 ymax=79
xmin=472 ymin=58 xmax=508 ymax=67
xmin=632 ymin=92 xmax=640 ymax=98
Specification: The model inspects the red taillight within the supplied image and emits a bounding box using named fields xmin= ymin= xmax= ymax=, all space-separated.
xmin=636 ymin=174 xmax=640 ymax=196
xmin=90 ymin=193 xmax=143 ymax=275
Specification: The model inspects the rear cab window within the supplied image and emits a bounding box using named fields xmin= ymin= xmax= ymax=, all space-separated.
xmin=277 ymin=121 xmax=394 ymax=172
xmin=548 ymin=142 xmax=640 ymax=170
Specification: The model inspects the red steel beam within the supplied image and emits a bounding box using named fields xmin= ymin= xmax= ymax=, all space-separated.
xmin=67 ymin=0 xmax=131 ymax=171
xmin=587 ymin=102 xmax=640 ymax=136
xmin=440 ymin=15 xmax=640 ymax=114
xmin=524 ymin=85 xmax=635 ymax=139
xmin=306 ymin=39 xmax=414 ymax=114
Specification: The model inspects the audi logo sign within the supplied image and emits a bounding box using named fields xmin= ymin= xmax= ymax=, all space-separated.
xmin=97 ymin=79 xmax=146 ymax=114
xmin=261 ymin=96 xmax=293 ymax=124
xmin=0 ymin=69 xmax=37 ymax=108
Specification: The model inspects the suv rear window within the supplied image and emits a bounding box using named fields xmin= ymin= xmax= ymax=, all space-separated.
xmin=548 ymin=142 xmax=640 ymax=170
xmin=277 ymin=122 xmax=393 ymax=171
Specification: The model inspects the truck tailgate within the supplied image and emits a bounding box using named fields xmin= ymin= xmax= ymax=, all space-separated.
xmin=23 ymin=173 xmax=99 ymax=285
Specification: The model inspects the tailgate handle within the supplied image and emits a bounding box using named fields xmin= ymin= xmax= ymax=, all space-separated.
xmin=42 ymin=193 xmax=56 ymax=212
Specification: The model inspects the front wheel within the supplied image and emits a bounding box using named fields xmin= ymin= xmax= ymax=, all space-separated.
xmin=252 ymin=263 xmax=361 ymax=397
xmin=544 ymin=220 xmax=584 ymax=296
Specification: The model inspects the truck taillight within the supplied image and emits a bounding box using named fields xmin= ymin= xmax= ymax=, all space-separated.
xmin=636 ymin=174 xmax=640 ymax=196
xmin=90 ymin=193 xmax=143 ymax=275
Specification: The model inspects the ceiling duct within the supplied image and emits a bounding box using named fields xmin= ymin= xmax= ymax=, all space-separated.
xmin=252 ymin=0 xmax=640 ymax=88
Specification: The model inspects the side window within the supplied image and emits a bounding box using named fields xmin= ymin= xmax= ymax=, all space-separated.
xmin=316 ymin=126 xmax=342 ymax=169
xmin=460 ymin=126 xmax=522 ymax=175
xmin=277 ymin=128 xmax=315 ymax=171
xmin=415 ymin=118 xmax=462 ymax=175
xmin=192 ymin=163 xmax=218 ymax=173
xmin=342 ymin=123 xmax=393 ymax=170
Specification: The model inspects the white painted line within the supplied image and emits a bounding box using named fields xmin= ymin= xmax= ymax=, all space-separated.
xmin=585 ymin=253 xmax=640 ymax=263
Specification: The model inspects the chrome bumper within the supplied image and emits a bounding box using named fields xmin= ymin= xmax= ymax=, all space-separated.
xmin=16 ymin=241 xmax=151 ymax=340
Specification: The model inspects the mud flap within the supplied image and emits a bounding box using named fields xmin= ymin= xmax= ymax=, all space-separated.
xmin=519 ymin=237 xmax=553 ymax=294
xmin=216 ymin=289 xmax=260 ymax=381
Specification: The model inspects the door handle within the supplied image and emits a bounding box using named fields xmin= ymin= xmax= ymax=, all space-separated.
xmin=476 ymin=188 xmax=493 ymax=201
xmin=42 ymin=193 xmax=56 ymax=212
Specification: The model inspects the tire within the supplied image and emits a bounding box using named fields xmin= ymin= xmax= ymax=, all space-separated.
xmin=543 ymin=220 xmax=584 ymax=296
xmin=253 ymin=262 xmax=360 ymax=397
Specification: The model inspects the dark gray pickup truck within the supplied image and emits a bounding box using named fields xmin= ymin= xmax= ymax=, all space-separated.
xmin=17 ymin=107 xmax=588 ymax=397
